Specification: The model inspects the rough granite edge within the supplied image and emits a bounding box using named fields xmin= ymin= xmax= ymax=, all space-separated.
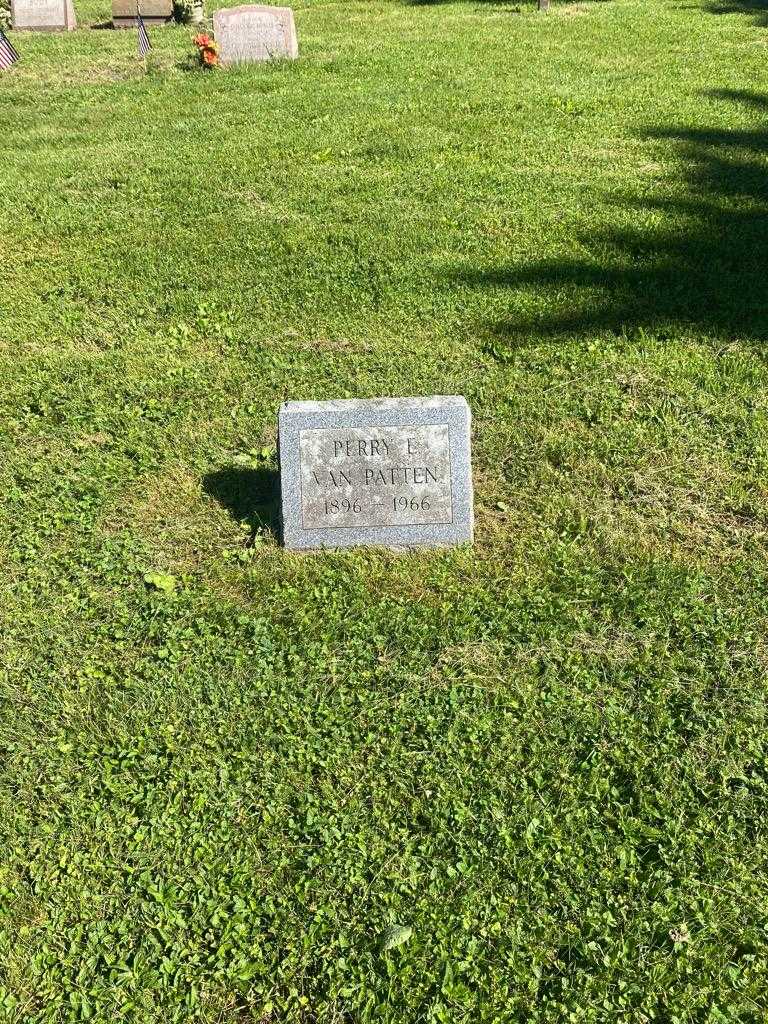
xmin=213 ymin=3 xmax=296 ymax=23
xmin=280 ymin=396 xmax=468 ymax=415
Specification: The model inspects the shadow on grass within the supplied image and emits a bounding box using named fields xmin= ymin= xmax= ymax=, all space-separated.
xmin=703 ymin=0 xmax=768 ymax=26
xmin=203 ymin=465 xmax=282 ymax=543
xmin=459 ymin=90 xmax=768 ymax=352
xmin=408 ymin=0 xmax=604 ymax=7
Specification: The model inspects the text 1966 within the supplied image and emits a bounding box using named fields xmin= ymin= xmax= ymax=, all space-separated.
xmin=324 ymin=496 xmax=433 ymax=516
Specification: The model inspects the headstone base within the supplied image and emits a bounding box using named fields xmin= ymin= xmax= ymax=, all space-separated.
xmin=112 ymin=16 xmax=171 ymax=26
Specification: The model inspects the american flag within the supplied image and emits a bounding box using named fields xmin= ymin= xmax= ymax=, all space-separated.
xmin=137 ymin=11 xmax=151 ymax=58
xmin=0 ymin=28 xmax=20 ymax=71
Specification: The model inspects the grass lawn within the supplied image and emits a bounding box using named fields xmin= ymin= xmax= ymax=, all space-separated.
xmin=2 ymin=0 xmax=768 ymax=1018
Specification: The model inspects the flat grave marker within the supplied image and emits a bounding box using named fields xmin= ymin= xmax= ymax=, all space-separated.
xmin=213 ymin=4 xmax=298 ymax=64
xmin=279 ymin=397 xmax=474 ymax=550
xmin=11 ymin=0 xmax=75 ymax=31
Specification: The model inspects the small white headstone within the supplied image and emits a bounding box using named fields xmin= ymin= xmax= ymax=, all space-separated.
xmin=11 ymin=0 xmax=75 ymax=30
xmin=213 ymin=4 xmax=298 ymax=65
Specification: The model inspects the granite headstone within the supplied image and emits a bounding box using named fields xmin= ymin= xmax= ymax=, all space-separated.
xmin=112 ymin=0 xmax=171 ymax=28
xmin=213 ymin=4 xmax=298 ymax=65
xmin=11 ymin=0 xmax=75 ymax=30
xmin=279 ymin=397 xmax=473 ymax=550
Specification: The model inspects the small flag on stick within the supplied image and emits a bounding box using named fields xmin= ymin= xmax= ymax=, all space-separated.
xmin=0 ymin=28 xmax=20 ymax=70
xmin=137 ymin=11 xmax=152 ymax=58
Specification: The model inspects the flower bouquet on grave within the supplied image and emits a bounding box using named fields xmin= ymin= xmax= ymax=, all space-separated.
xmin=193 ymin=32 xmax=219 ymax=68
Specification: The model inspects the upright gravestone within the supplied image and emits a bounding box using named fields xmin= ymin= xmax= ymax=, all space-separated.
xmin=11 ymin=0 xmax=75 ymax=30
xmin=213 ymin=4 xmax=298 ymax=65
xmin=279 ymin=397 xmax=474 ymax=550
xmin=112 ymin=0 xmax=172 ymax=28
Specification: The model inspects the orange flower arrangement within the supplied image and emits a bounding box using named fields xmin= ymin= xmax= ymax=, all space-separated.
xmin=193 ymin=33 xmax=219 ymax=68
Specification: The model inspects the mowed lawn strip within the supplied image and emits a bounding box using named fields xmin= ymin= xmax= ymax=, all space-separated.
xmin=1 ymin=0 xmax=768 ymax=1020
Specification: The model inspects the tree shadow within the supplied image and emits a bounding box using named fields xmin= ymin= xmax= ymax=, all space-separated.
xmin=457 ymin=90 xmax=768 ymax=353
xmin=702 ymin=0 xmax=768 ymax=27
xmin=407 ymin=0 xmax=600 ymax=8
xmin=202 ymin=465 xmax=282 ymax=543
